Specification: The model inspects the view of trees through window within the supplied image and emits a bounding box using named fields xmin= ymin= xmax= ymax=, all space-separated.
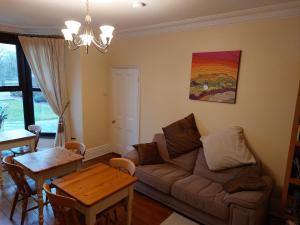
xmin=0 ymin=42 xmax=58 ymax=134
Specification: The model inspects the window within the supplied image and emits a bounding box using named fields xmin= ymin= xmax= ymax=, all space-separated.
xmin=0 ymin=33 xmax=58 ymax=136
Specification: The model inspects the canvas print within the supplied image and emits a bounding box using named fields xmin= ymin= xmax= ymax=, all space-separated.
xmin=189 ymin=50 xmax=241 ymax=104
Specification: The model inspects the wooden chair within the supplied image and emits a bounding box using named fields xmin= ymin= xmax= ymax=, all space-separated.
xmin=109 ymin=158 xmax=135 ymax=176
xmin=64 ymin=141 xmax=86 ymax=156
xmin=102 ymin=158 xmax=136 ymax=224
xmin=43 ymin=183 xmax=80 ymax=225
xmin=3 ymin=156 xmax=39 ymax=225
xmin=11 ymin=125 xmax=42 ymax=156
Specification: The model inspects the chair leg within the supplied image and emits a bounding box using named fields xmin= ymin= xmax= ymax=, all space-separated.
xmin=10 ymin=192 xmax=19 ymax=220
xmin=21 ymin=196 xmax=28 ymax=225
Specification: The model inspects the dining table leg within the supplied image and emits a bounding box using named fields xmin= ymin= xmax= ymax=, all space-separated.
xmin=126 ymin=186 xmax=134 ymax=225
xmin=36 ymin=179 xmax=44 ymax=225
xmin=85 ymin=209 xmax=96 ymax=225
xmin=29 ymin=138 xmax=35 ymax=152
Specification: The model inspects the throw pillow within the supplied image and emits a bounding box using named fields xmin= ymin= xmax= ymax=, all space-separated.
xmin=162 ymin=113 xmax=202 ymax=159
xmin=133 ymin=142 xmax=163 ymax=165
xmin=223 ymin=176 xmax=267 ymax=193
xmin=202 ymin=126 xmax=256 ymax=171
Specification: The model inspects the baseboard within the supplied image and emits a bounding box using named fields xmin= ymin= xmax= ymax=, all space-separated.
xmin=83 ymin=144 xmax=112 ymax=162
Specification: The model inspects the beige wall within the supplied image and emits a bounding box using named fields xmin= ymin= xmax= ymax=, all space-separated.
xmin=65 ymin=47 xmax=109 ymax=149
xmin=80 ymin=47 xmax=109 ymax=149
xmin=65 ymin=49 xmax=84 ymax=142
xmin=108 ymin=17 xmax=300 ymax=192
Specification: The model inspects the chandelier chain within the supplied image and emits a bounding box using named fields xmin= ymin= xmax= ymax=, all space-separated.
xmin=86 ymin=0 xmax=90 ymax=15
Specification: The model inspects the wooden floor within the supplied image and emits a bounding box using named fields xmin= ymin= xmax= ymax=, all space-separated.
xmin=0 ymin=152 xmax=285 ymax=225
xmin=0 ymin=153 xmax=172 ymax=225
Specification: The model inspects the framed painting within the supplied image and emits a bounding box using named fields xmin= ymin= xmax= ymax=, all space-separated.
xmin=189 ymin=50 xmax=241 ymax=104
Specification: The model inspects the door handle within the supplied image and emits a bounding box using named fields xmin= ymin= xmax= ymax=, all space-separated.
xmin=112 ymin=120 xmax=116 ymax=124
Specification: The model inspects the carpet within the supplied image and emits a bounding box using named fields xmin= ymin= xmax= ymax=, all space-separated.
xmin=160 ymin=213 xmax=200 ymax=225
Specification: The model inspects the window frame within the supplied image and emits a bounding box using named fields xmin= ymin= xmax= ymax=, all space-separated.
xmin=0 ymin=32 xmax=56 ymax=137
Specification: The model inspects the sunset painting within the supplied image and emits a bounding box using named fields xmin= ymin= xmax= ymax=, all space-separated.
xmin=189 ymin=50 xmax=241 ymax=104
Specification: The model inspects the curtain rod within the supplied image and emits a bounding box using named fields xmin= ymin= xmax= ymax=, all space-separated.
xmin=0 ymin=30 xmax=63 ymax=39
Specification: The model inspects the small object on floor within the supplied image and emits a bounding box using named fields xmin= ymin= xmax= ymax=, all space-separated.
xmin=160 ymin=213 xmax=199 ymax=225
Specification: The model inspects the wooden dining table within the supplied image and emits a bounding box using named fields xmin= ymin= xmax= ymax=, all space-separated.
xmin=14 ymin=147 xmax=84 ymax=225
xmin=52 ymin=163 xmax=138 ymax=225
xmin=0 ymin=129 xmax=36 ymax=187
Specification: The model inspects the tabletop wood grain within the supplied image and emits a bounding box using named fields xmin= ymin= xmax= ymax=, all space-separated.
xmin=14 ymin=147 xmax=83 ymax=173
xmin=0 ymin=129 xmax=35 ymax=143
xmin=52 ymin=163 xmax=138 ymax=207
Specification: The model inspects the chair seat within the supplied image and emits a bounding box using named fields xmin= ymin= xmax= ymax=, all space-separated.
xmin=11 ymin=146 xmax=31 ymax=155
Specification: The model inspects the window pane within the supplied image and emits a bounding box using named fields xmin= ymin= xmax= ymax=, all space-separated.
xmin=0 ymin=44 xmax=19 ymax=86
xmin=31 ymin=73 xmax=40 ymax=88
xmin=0 ymin=91 xmax=25 ymax=131
xmin=33 ymin=91 xmax=58 ymax=133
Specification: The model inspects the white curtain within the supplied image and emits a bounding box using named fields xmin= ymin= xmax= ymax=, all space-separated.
xmin=19 ymin=36 xmax=71 ymax=146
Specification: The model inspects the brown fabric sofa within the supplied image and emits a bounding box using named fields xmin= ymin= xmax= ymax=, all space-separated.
xmin=123 ymin=134 xmax=273 ymax=225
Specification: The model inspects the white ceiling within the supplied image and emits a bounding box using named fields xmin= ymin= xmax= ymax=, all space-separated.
xmin=0 ymin=0 xmax=299 ymax=35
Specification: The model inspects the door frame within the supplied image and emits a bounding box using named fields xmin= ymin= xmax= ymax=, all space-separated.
xmin=110 ymin=65 xmax=141 ymax=153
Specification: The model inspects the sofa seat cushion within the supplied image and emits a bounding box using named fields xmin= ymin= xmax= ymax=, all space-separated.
xmin=135 ymin=163 xmax=190 ymax=194
xmin=171 ymin=175 xmax=228 ymax=220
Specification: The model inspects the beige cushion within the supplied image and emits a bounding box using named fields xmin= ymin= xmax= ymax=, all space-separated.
xmin=153 ymin=133 xmax=198 ymax=172
xmin=202 ymin=126 xmax=256 ymax=171
xmin=171 ymin=175 xmax=228 ymax=220
xmin=135 ymin=163 xmax=190 ymax=194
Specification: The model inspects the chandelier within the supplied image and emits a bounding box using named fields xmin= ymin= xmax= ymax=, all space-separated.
xmin=61 ymin=0 xmax=115 ymax=54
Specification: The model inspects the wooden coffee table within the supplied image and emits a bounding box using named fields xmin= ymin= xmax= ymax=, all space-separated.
xmin=52 ymin=163 xmax=137 ymax=225
xmin=14 ymin=147 xmax=83 ymax=225
xmin=0 ymin=129 xmax=36 ymax=186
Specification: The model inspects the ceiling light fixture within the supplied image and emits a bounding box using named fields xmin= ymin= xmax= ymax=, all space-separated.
xmin=132 ymin=1 xmax=147 ymax=8
xmin=61 ymin=0 xmax=114 ymax=54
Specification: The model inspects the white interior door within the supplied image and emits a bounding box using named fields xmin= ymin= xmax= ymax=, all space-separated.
xmin=110 ymin=67 xmax=140 ymax=154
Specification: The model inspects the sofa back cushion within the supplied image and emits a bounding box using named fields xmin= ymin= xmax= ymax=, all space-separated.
xmin=193 ymin=148 xmax=261 ymax=185
xmin=153 ymin=133 xmax=198 ymax=172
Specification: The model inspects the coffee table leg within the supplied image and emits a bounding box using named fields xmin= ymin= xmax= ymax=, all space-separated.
xmin=126 ymin=186 xmax=134 ymax=225
xmin=85 ymin=209 xmax=96 ymax=225
xmin=36 ymin=180 xmax=44 ymax=225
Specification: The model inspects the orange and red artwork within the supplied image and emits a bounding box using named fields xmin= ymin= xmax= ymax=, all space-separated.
xmin=189 ymin=50 xmax=241 ymax=104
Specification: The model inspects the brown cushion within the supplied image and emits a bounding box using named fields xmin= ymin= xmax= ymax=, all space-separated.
xmin=133 ymin=142 xmax=163 ymax=165
xmin=162 ymin=113 xmax=202 ymax=159
xmin=223 ymin=176 xmax=267 ymax=193
xmin=153 ymin=133 xmax=198 ymax=172
xmin=223 ymin=166 xmax=266 ymax=193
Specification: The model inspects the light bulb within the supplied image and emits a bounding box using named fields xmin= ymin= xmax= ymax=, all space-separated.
xmin=100 ymin=25 xmax=115 ymax=37
xmin=80 ymin=34 xmax=93 ymax=46
xmin=65 ymin=20 xmax=81 ymax=35
xmin=61 ymin=29 xmax=73 ymax=41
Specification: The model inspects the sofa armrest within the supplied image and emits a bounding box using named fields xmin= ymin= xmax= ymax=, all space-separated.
xmin=224 ymin=176 xmax=272 ymax=209
xmin=122 ymin=149 xmax=140 ymax=166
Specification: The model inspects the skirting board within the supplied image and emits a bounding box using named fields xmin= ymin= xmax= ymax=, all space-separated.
xmin=83 ymin=144 xmax=112 ymax=162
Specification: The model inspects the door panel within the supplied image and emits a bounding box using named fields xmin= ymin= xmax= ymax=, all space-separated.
xmin=110 ymin=67 xmax=139 ymax=154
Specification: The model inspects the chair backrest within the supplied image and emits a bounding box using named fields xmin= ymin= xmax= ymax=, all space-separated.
xmin=64 ymin=141 xmax=86 ymax=156
xmin=28 ymin=125 xmax=42 ymax=151
xmin=43 ymin=183 xmax=80 ymax=225
xmin=109 ymin=158 xmax=136 ymax=176
xmin=2 ymin=156 xmax=33 ymax=196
